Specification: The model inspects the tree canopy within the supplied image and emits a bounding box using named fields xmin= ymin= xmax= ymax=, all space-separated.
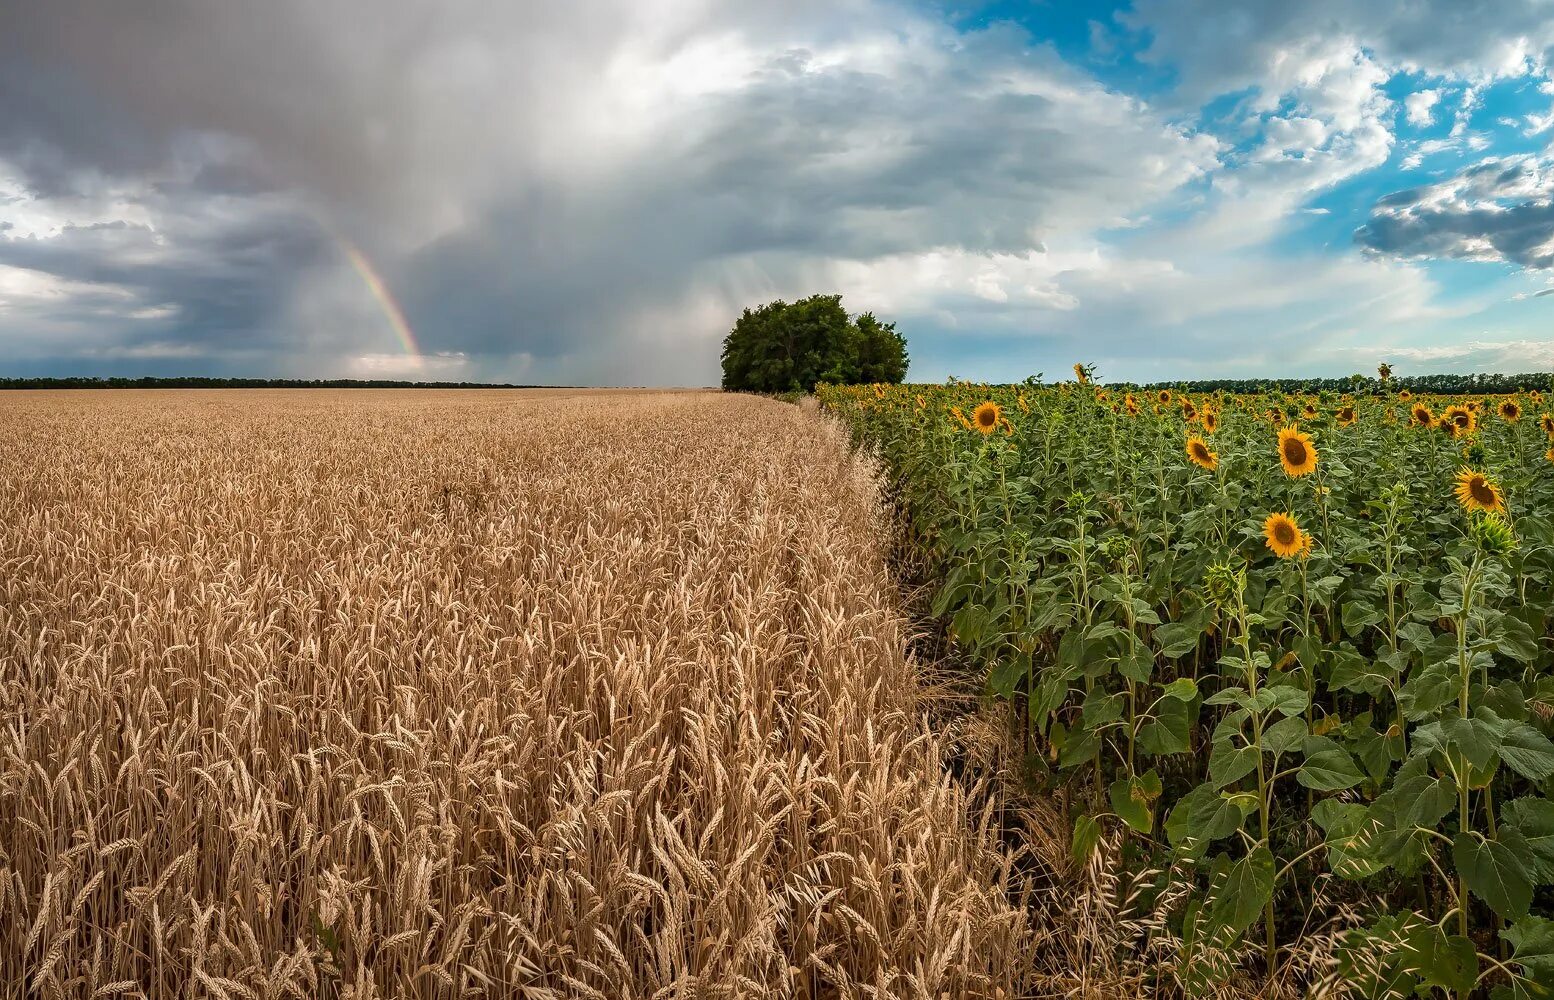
xmin=720 ymin=294 xmax=908 ymax=393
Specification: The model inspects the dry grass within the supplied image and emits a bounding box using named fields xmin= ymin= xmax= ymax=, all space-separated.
xmin=0 ymin=389 xmax=1043 ymax=999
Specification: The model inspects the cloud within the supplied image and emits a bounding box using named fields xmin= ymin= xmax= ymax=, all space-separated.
xmin=0 ymin=1 xmax=1220 ymax=382
xmin=1125 ymin=0 xmax=1554 ymax=102
xmin=1356 ymin=153 xmax=1554 ymax=268
xmin=1405 ymin=88 xmax=1441 ymax=126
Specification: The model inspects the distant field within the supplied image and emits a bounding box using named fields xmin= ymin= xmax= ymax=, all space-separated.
xmin=0 ymin=390 xmax=1035 ymax=998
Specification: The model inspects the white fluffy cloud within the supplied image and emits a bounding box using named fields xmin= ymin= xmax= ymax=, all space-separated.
xmin=1405 ymin=89 xmax=1441 ymax=126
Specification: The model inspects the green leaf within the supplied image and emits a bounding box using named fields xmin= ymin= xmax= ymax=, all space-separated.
xmin=1117 ymin=645 xmax=1154 ymax=683
xmin=1397 ymin=659 xmax=1457 ymax=720
xmin=1503 ymin=797 xmax=1554 ymax=883
xmin=1298 ymin=748 xmax=1365 ymax=791
xmin=1160 ymin=676 xmax=1198 ymax=701
xmin=1404 ymin=924 xmax=1479 ymax=994
xmin=1071 ymin=814 xmax=1102 ymax=866
xmin=1203 ymin=685 xmax=1246 ymax=707
xmin=1202 ymin=846 xmax=1275 ymax=939
xmin=1414 ymin=716 xmax=1500 ymax=772
xmin=1058 ymin=727 xmax=1100 ymax=769
xmin=1262 ymin=715 xmax=1308 ymax=755
xmin=987 ymin=656 xmax=1027 ymax=699
xmin=1209 ymin=740 xmax=1259 ymax=789
xmin=1493 ymin=612 xmax=1542 ymax=663
xmin=1310 ymin=799 xmax=1385 ymax=879
xmin=1151 ymin=620 xmax=1201 ymax=659
xmin=1138 ymin=696 xmax=1192 ymax=756
xmin=1254 ymin=684 xmax=1309 ymax=718
xmin=1455 ymin=832 xmax=1536 ymax=921
xmin=1165 ymin=782 xmax=1254 ymax=859
xmin=1504 ymin=915 xmax=1554 ymax=984
xmin=1500 ymin=724 xmax=1554 ymax=781
xmin=1109 ymin=776 xmax=1155 ymax=835
xmin=1341 ymin=600 xmax=1385 ymax=638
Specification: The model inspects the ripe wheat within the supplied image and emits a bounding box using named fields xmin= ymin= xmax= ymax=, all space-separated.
xmin=0 ymin=389 xmax=1039 ymax=999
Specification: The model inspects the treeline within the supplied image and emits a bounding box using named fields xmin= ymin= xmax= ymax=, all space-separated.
xmin=1133 ymin=372 xmax=1554 ymax=395
xmin=0 ymin=377 xmax=550 ymax=390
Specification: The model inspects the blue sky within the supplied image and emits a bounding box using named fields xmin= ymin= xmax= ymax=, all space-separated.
xmin=6 ymin=1 xmax=1554 ymax=384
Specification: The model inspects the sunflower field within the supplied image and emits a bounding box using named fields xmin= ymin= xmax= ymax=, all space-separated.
xmin=820 ymin=370 xmax=1554 ymax=997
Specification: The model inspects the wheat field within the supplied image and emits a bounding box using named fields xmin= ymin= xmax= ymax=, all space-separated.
xmin=0 ymin=389 xmax=1045 ymax=999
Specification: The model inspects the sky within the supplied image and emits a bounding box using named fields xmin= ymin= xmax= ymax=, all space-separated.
xmin=7 ymin=2 xmax=1554 ymax=385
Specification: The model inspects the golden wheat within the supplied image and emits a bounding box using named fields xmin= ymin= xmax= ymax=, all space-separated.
xmin=0 ymin=389 xmax=1045 ymax=999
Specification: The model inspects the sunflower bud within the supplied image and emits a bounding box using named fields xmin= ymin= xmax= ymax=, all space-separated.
xmin=1469 ymin=512 xmax=1517 ymax=556
xmin=1205 ymin=561 xmax=1246 ymax=611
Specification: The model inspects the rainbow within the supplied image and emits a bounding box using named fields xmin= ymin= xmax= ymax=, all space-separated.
xmin=337 ymin=240 xmax=422 ymax=366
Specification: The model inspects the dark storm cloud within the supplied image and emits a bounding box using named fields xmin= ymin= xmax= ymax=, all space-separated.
xmin=0 ymin=0 xmax=1218 ymax=381
xmin=1355 ymin=154 xmax=1554 ymax=269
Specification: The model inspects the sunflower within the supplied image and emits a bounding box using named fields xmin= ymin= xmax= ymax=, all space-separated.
xmin=1157 ymin=389 xmax=1172 ymax=405
xmin=1201 ymin=409 xmax=1219 ymax=433
xmin=1500 ymin=399 xmax=1522 ymax=423
xmin=1441 ymin=405 xmax=1476 ymax=437
xmin=1454 ymin=468 xmax=1506 ymax=514
xmin=950 ymin=406 xmax=973 ymax=431
xmin=1186 ymin=434 xmax=1218 ymax=471
xmin=915 ymin=394 xmax=926 ymax=410
xmin=1017 ymin=394 xmax=1029 ymax=413
xmin=1411 ymin=403 xmax=1436 ymax=428
xmin=1264 ymin=512 xmax=1308 ymax=559
xmin=1073 ymin=363 xmax=1090 ymax=384
xmin=1181 ymin=398 xmax=1197 ymax=421
xmin=1277 ymin=425 xmax=1318 ymax=477
xmin=1124 ymin=393 xmax=1139 ymax=416
xmin=972 ymin=401 xmax=1002 ymax=434
xmin=1336 ymin=404 xmax=1357 ymax=427
xmin=1541 ymin=413 xmax=1554 ymax=436
xmin=1547 ymin=446 xmax=1554 ymax=464
xmin=1398 ymin=389 xmax=1413 ymax=401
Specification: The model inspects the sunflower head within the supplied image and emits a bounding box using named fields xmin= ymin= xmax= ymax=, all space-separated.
xmin=1541 ymin=413 xmax=1554 ymax=436
xmin=915 ymin=394 xmax=926 ymax=410
xmin=1073 ymin=363 xmax=1091 ymax=384
xmin=1181 ymin=398 xmax=1197 ymax=421
xmin=1277 ymin=425 xmax=1318 ymax=477
xmin=1264 ymin=512 xmax=1308 ymax=559
xmin=1124 ymin=393 xmax=1139 ymax=415
xmin=1547 ymin=446 xmax=1554 ymax=463
xmin=1303 ymin=403 xmax=1318 ymax=419
xmin=1157 ymin=389 xmax=1172 ymax=405
xmin=1500 ymin=399 xmax=1522 ymax=423
xmin=1454 ymin=467 xmax=1506 ymax=515
xmin=1201 ymin=410 xmax=1219 ymax=433
xmin=1411 ymin=403 xmax=1435 ymax=428
xmin=1398 ymin=389 xmax=1412 ymax=401
xmin=1442 ymin=405 xmax=1476 ymax=437
xmin=972 ymin=401 xmax=1002 ymax=434
xmin=1337 ymin=404 xmax=1357 ymax=427
xmin=1186 ymin=434 xmax=1218 ymax=471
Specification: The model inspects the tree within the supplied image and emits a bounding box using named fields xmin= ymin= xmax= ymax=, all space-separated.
xmin=851 ymin=312 xmax=909 ymax=385
xmin=720 ymin=294 xmax=908 ymax=392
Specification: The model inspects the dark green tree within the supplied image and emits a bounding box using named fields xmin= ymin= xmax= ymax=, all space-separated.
xmin=850 ymin=312 xmax=908 ymax=384
xmin=719 ymin=294 xmax=909 ymax=392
